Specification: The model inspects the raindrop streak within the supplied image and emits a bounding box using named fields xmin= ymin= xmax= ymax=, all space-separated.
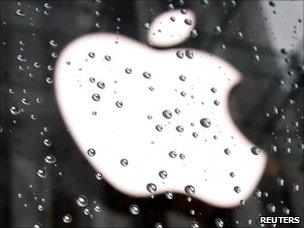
xmin=129 ymin=204 xmax=140 ymax=215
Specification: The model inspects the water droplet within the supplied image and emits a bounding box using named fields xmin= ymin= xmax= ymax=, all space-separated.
xmin=155 ymin=124 xmax=163 ymax=132
xmin=115 ymin=100 xmax=123 ymax=108
xmin=184 ymin=185 xmax=195 ymax=196
xmin=146 ymin=183 xmax=157 ymax=194
xmin=213 ymin=26 xmax=222 ymax=35
xmin=95 ymin=172 xmax=102 ymax=180
xmin=129 ymin=204 xmax=140 ymax=215
xmin=229 ymin=172 xmax=235 ymax=178
xmin=169 ymin=151 xmax=177 ymax=158
xmin=76 ymin=195 xmax=88 ymax=207
xmin=94 ymin=204 xmax=102 ymax=212
xmin=159 ymin=170 xmax=167 ymax=179
xmin=179 ymin=75 xmax=186 ymax=81
xmin=87 ymin=148 xmax=96 ymax=157
xmin=89 ymin=77 xmax=95 ymax=83
xmin=176 ymin=125 xmax=184 ymax=132
xmin=165 ymin=191 xmax=174 ymax=200
xmin=120 ymin=158 xmax=128 ymax=167
xmin=63 ymin=214 xmax=72 ymax=223
xmin=17 ymin=54 xmax=26 ymax=62
xmin=170 ymin=16 xmax=176 ymax=22
xmin=200 ymin=118 xmax=211 ymax=128
xmin=43 ymin=138 xmax=52 ymax=147
xmin=10 ymin=106 xmax=21 ymax=115
xmin=189 ymin=221 xmax=199 ymax=228
xmin=16 ymin=9 xmax=25 ymax=17
xmin=276 ymin=177 xmax=285 ymax=187
xmin=97 ymin=81 xmax=105 ymax=89
xmin=282 ymin=207 xmax=290 ymax=215
xmin=92 ymin=93 xmax=100 ymax=101
xmin=49 ymin=40 xmax=57 ymax=47
xmin=192 ymin=132 xmax=198 ymax=138
xmin=185 ymin=50 xmax=193 ymax=59
xmin=155 ymin=222 xmax=163 ymax=228
xmin=125 ymin=68 xmax=132 ymax=74
xmin=215 ymin=218 xmax=224 ymax=228
xmin=174 ymin=108 xmax=181 ymax=114
xmin=291 ymin=183 xmax=299 ymax=192
xmin=176 ymin=50 xmax=184 ymax=59
xmin=44 ymin=155 xmax=56 ymax=164
xmin=143 ymin=72 xmax=151 ymax=79
xmin=234 ymin=186 xmax=241 ymax=193
xmin=21 ymin=98 xmax=30 ymax=105
xmin=105 ymin=55 xmax=111 ymax=61
xmin=224 ymin=148 xmax=230 ymax=155
xmin=88 ymin=52 xmax=95 ymax=58
xmin=267 ymin=203 xmax=276 ymax=213
xmin=251 ymin=146 xmax=261 ymax=155
xmin=162 ymin=110 xmax=172 ymax=119
xmin=184 ymin=18 xmax=192 ymax=25
xmin=37 ymin=169 xmax=47 ymax=178
xmin=253 ymin=189 xmax=262 ymax=199
xmin=190 ymin=29 xmax=198 ymax=38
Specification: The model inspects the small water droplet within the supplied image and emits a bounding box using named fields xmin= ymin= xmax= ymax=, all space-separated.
xmin=251 ymin=146 xmax=261 ymax=155
xmin=176 ymin=50 xmax=184 ymax=59
xmin=184 ymin=185 xmax=195 ymax=196
xmin=129 ymin=204 xmax=140 ymax=215
xmin=143 ymin=72 xmax=151 ymax=79
xmin=87 ymin=148 xmax=96 ymax=157
xmin=63 ymin=214 xmax=72 ymax=223
xmin=88 ymin=52 xmax=95 ymax=58
xmin=115 ymin=100 xmax=123 ymax=108
xmin=146 ymin=183 xmax=157 ymax=194
xmin=92 ymin=93 xmax=100 ymax=101
xmin=76 ymin=195 xmax=88 ymax=207
xmin=120 ymin=158 xmax=128 ymax=167
xmin=162 ymin=110 xmax=172 ymax=119
xmin=155 ymin=124 xmax=163 ymax=132
xmin=169 ymin=151 xmax=177 ymax=158
xmin=159 ymin=170 xmax=167 ymax=179
xmin=37 ymin=169 xmax=47 ymax=178
xmin=200 ymin=118 xmax=211 ymax=128
xmin=215 ymin=218 xmax=224 ymax=228
xmin=234 ymin=186 xmax=241 ymax=193
xmin=44 ymin=155 xmax=56 ymax=164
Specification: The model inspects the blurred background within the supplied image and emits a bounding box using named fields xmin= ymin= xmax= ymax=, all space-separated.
xmin=0 ymin=0 xmax=303 ymax=227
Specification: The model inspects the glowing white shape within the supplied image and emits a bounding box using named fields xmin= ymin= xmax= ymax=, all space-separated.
xmin=55 ymin=33 xmax=267 ymax=208
xmin=148 ymin=9 xmax=196 ymax=48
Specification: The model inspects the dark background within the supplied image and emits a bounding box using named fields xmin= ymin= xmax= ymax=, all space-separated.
xmin=0 ymin=0 xmax=303 ymax=227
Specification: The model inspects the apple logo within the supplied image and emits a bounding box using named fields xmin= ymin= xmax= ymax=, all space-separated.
xmin=54 ymin=9 xmax=267 ymax=208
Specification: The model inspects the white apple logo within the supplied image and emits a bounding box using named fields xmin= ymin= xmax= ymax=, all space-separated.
xmin=54 ymin=9 xmax=267 ymax=208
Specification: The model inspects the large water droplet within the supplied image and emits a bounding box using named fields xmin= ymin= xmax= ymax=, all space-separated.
xmin=146 ymin=183 xmax=157 ymax=194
